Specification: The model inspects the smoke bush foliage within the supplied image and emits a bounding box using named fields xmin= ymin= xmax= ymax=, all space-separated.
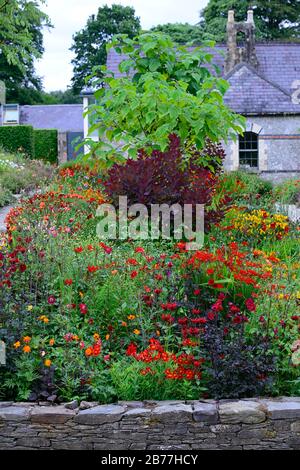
xmin=85 ymin=32 xmax=245 ymax=168
xmin=104 ymin=134 xmax=228 ymax=231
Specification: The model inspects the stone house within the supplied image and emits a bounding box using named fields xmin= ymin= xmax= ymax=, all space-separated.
xmin=104 ymin=9 xmax=300 ymax=182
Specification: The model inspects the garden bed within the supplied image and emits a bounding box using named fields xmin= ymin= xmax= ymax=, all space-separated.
xmin=0 ymin=149 xmax=54 ymax=209
xmin=0 ymin=162 xmax=299 ymax=404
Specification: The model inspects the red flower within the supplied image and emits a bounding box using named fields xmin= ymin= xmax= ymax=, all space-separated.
xmin=100 ymin=242 xmax=112 ymax=254
xmin=47 ymin=295 xmax=56 ymax=305
xmin=193 ymin=289 xmax=201 ymax=295
xmin=19 ymin=264 xmax=27 ymax=273
xmin=161 ymin=313 xmax=175 ymax=324
xmin=126 ymin=343 xmax=137 ymax=356
xmin=130 ymin=270 xmax=138 ymax=279
xmin=207 ymin=312 xmax=215 ymax=321
xmin=161 ymin=302 xmax=178 ymax=311
xmin=192 ymin=308 xmax=201 ymax=315
xmin=245 ymin=298 xmax=256 ymax=312
xmin=74 ymin=246 xmax=83 ymax=253
xmin=87 ymin=265 xmax=98 ymax=273
xmin=64 ymin=279 xmax=73 ymax=286
xmin=135 ymin=247 xmax=145 ymax=254
xmin=79 ymin=303 xmax=88 ymax=315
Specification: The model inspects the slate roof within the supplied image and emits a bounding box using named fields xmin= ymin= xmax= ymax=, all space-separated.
xmin=20 ymin=104 xmax=84 ymax=132
xmin=106 ymin=43 xmax=300 ymax=115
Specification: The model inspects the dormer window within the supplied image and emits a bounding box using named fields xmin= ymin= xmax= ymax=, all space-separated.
xmin=2 ymin=104 xmax=19 ymax=125
xmin=239 ymin=131 xmax=258 ymax=168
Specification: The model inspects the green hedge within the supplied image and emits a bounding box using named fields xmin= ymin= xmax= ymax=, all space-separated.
xmin=34 ymin=129 xmax=58 ymax=164
xmin=0 ymin=126 xmax=58 ymax=163
xmin=0 ymin=125 xmax=35 ymax=157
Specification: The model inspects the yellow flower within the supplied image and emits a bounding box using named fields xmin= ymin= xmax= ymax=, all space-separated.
xmin=23 ymin=345 xmax=31 ymax=353
xmin=23 ymin=336 xmax=31 ymax=343
xmin=44 ymin=359 xmax=52 ymax=367
xmin=127 ymin=315 xmax=136 ymax=320
xmin=133 ymin=329 xmax=140 ymax=335
xmin=49 ymin=339 xmax=55 ymax=346
xmin=39 ymin=315 xmax=49 ymax=323
xmin=93 ymin=333 xmax=100 ymax=341
xmin=27 ymin=305 xmax=33 ymax=311
xmin=79 ymin=291 xmax=84 ymax=298
xmin=14 ymin=341 xmax=21 ymax=349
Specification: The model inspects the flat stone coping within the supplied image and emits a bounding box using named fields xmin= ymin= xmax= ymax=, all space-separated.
xmin=1 ymin=398 xmax=300 ymax=425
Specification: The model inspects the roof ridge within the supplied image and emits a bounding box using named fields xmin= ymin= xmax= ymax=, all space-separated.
xmin=224 ymin=62 xmax=291 ymax=98
xmin=21 ymin=104 xmax=83 ymax=107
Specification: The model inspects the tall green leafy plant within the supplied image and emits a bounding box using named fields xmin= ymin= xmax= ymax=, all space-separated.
xmin=85 ymin=32 xmax=245 ymax=168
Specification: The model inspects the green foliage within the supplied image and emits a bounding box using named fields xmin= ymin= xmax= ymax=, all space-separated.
xmin=219 ymin=170 xmax=273 ymax=209
xmin=70 ymin=4 xmax=141 ymax=93
xmin=0 ymin=125 xmax=35 ymax=157
xmin=150 ymin=22 xmax=205 ymax=44
xmin=201 ymin=0 xmax=300 ymax=41
xmin=85 ymin=33 xmax=245 ymax=168
xmin=0 ymin=148 xmax=54 ymax=206
xmin=6 ymin=87 xmax=82 ymax=106
xmin=110 ymin=359 xmax=200 ymax=401
xmin=34 ymin=129 xmax=58 ymax=163
xmin=0 ymin=1 xmax=51 ymax=103
xmin=274 ymin=179 xmax=300 ymax=206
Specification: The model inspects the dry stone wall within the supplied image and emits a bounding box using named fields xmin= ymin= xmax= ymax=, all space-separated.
xmin=0 ymin=399 xmax=300 ymax=450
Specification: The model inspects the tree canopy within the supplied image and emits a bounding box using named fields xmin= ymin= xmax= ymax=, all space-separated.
xmin=150 ymin=23 xmax=205 ymax=44
xmin=85 ymin=33 xmax=245 ymax=169
xmin=201 ymin=0 xmax=300 ymax=41
xmin=70 ymin=4 xmax=141 ymax=93
xmin=0 ymin=0 xmax=51 ymax=103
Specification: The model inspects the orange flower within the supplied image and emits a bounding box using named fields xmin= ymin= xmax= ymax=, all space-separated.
xmin=14 ymin=341 xmax=21 ymax=349
xmin=127 ymin=315 xmax=136 ymax=320
xmin=133 ymin=329 xmax=140 ymax=335
xmin=49 ymin=339 xmax=55 ymax=346
xmin=121 ymin=321 xmax=127 ymax=327
xmin=85 ymin=347 xmax=93 ymax=357
xmin=44 ymin=359 xmax=52 ymax=367
xmin=23 ymin=336 xmax=31 ymax=343
xmin=93 ymin=333 xmax=100 ymax=341
xmin=38 ymin=315 xmax=49 ymax=323
xmin=105 ymin=334 xmax=110 ymax=341
xmin=23 ymin=345 xmax=31 ymax=353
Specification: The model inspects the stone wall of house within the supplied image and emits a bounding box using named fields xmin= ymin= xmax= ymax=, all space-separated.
xmin=0 ymin=399 xmax=299 ymax=450
xmin=223 ymin=115 xmax=300 ymax=182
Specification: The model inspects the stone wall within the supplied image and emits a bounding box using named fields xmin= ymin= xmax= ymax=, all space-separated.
xmin=223 ymin=115 xmax=300 ymax=182
xmin=0 ymin=399 xmax=300 ymax=450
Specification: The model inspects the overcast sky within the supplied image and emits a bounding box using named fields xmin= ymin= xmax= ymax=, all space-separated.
xmin=35 ymin=0 xmax=209 ymax=91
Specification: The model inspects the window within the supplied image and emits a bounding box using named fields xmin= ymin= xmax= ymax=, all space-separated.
xmin=239 ymin=131 xmax=258 ymax=168
xmin=2 ymin=104 xmax=19 ymax=125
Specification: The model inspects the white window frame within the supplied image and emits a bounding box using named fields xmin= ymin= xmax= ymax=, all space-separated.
xmin=2 ymin=104 xmax=20 ymax=125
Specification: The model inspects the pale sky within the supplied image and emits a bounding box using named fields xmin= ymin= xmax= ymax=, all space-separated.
xmin=35 ymin=0 xmax=209 ymax=91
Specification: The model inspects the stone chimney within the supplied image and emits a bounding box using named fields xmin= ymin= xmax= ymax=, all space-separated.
xmin=225 ymin=9 xmax=258 ymax=74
